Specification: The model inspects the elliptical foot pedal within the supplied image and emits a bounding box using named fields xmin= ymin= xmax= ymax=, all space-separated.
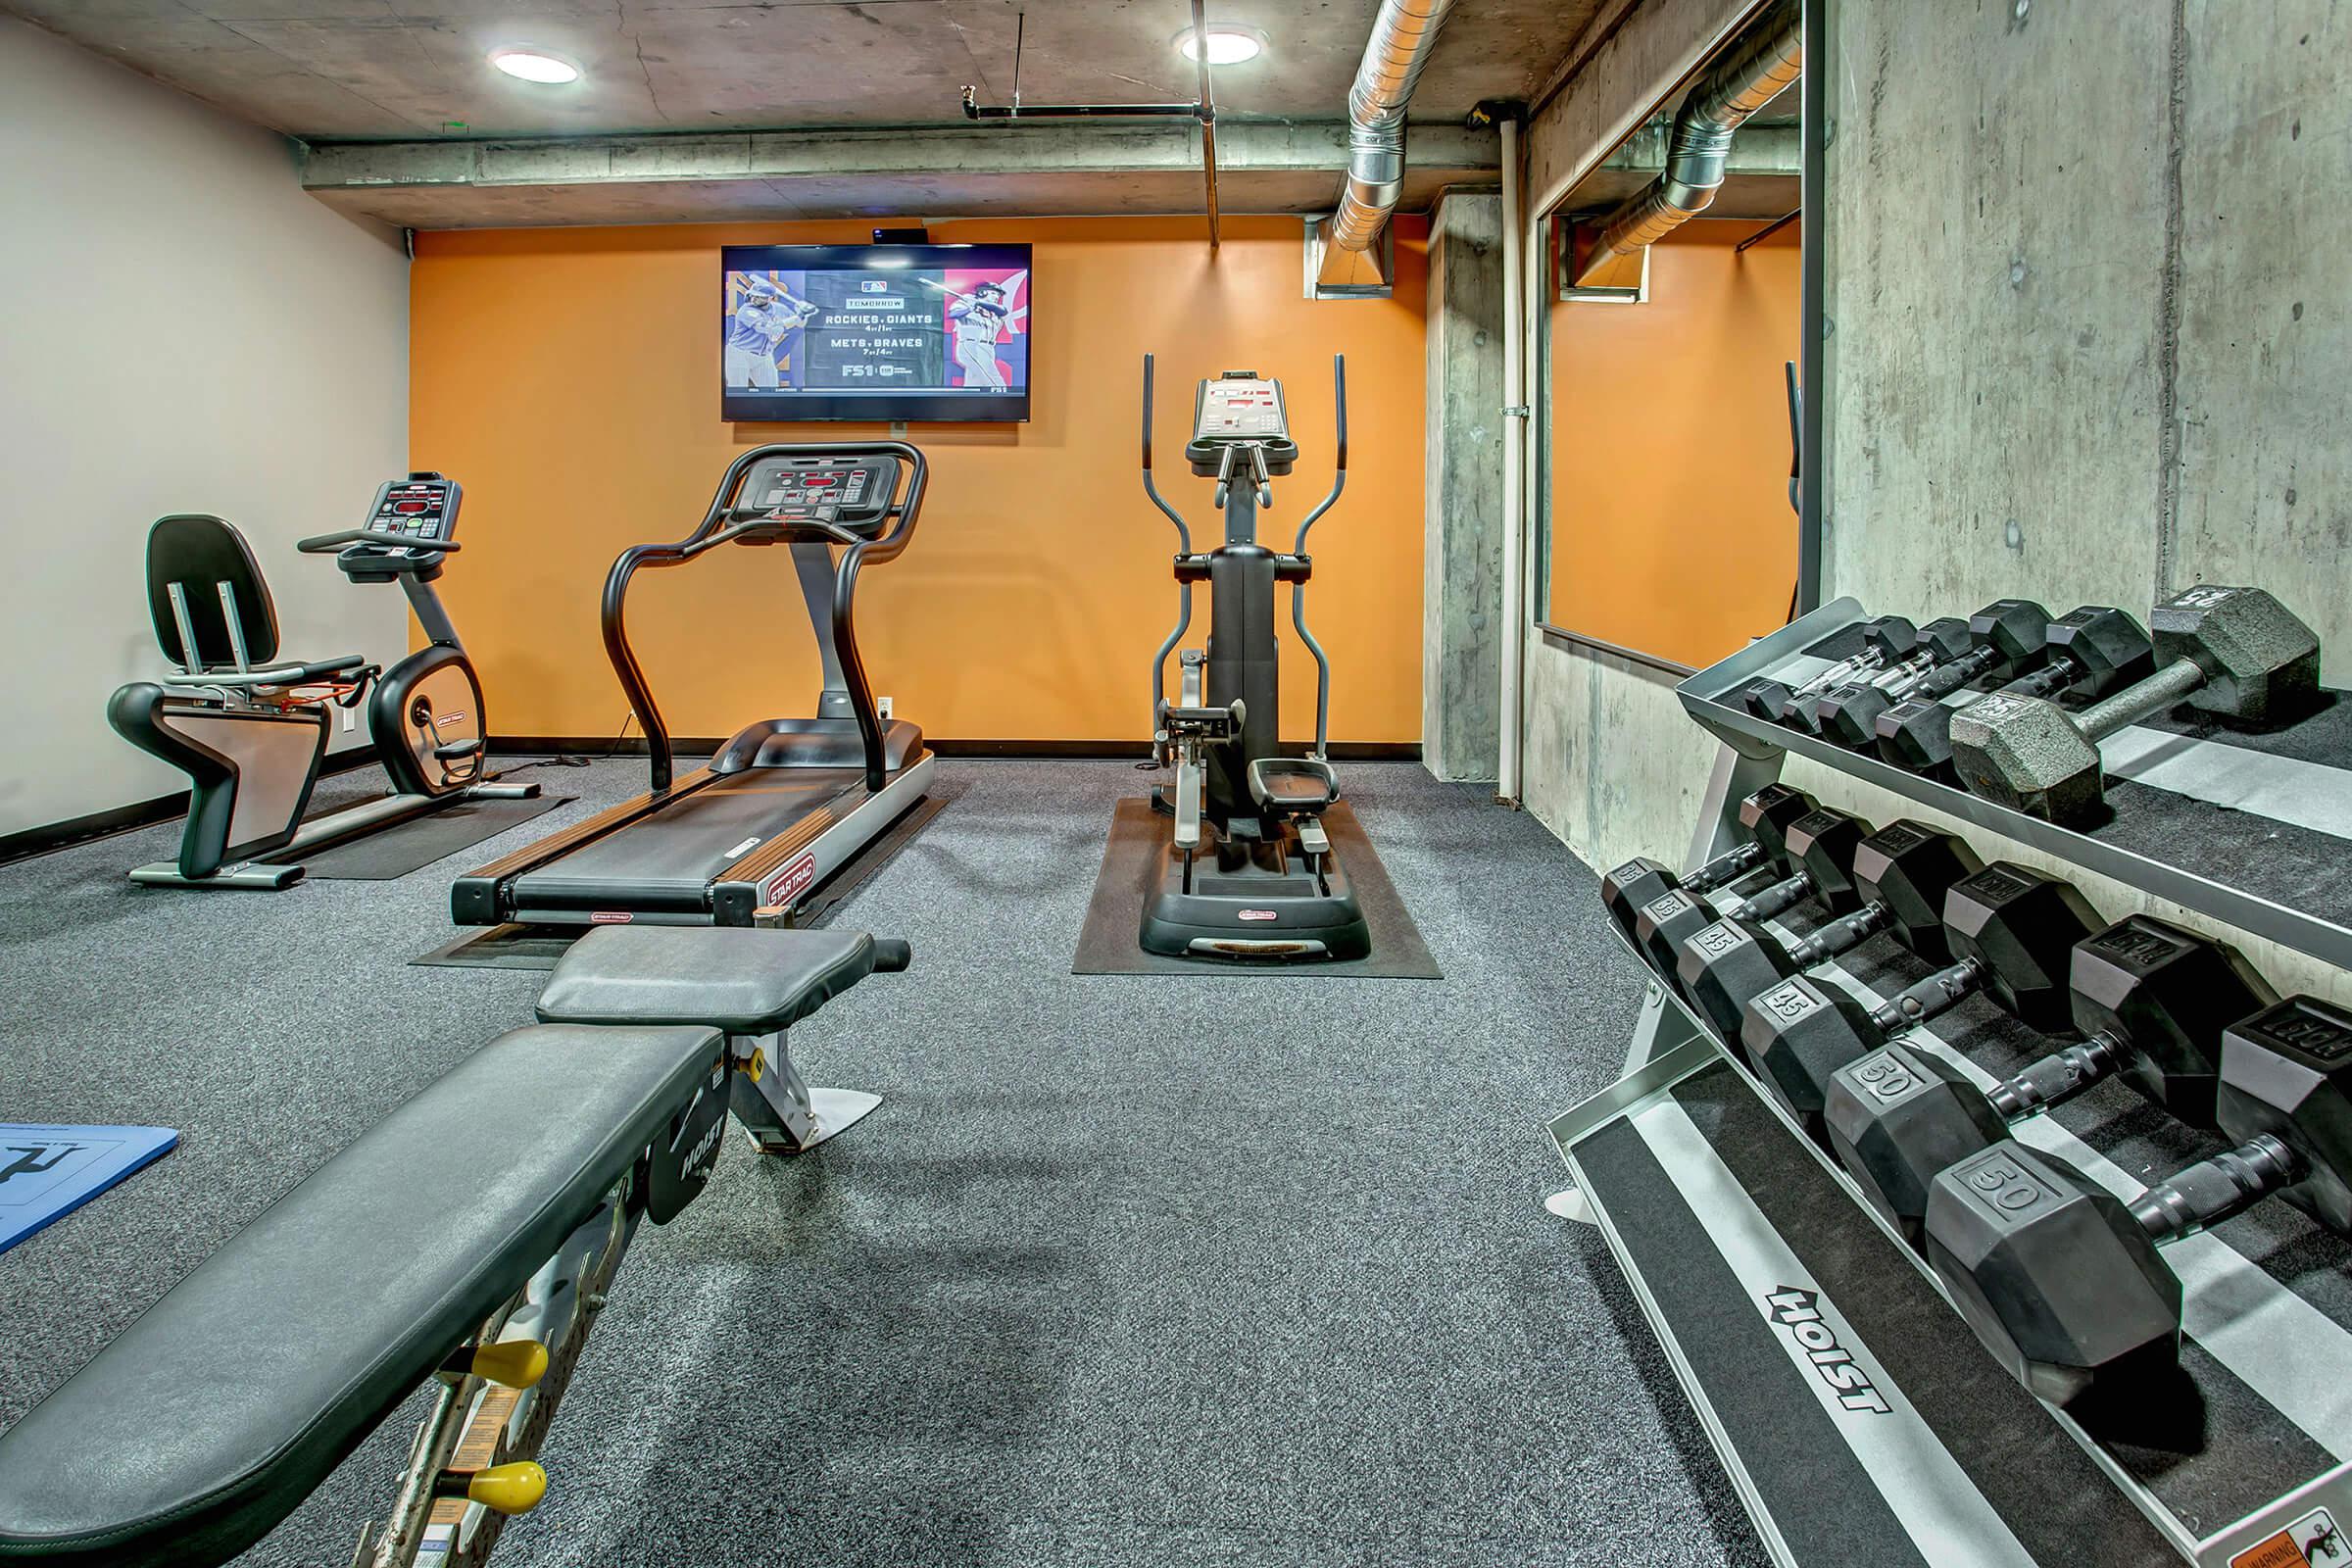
xmin=1248 ymin=757 xmax=1339 ymax=815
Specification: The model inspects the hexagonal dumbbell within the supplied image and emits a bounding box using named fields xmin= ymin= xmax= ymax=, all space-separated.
xmin=1732 ymin=616 xmax=1918 ymax=731
xmin=1738 ymin=862 xmax=2100 ymax=1142
xmin=1812 ymin=601 xmax=2051 ymax=752
xmin=1822 ymin=915 xmax=2276 ymax=1245
xmin=1949 ymin=586 xmax=2320 ymax=824
xmin=1673 ymin=821 xmax=1984 ymax=1040
xmin=1802 ymin=618 xmax=1973 ymax=743
xmin=1926 ymin=996 xmax=2352 ymax=1409
xmin=1599 ymin=784 xmax=1818 ymax=940
xmin=1874 ymin=605 xmax=2154 ymax=780
xmin=1629 ymin=808 xmax=1873 ymax=984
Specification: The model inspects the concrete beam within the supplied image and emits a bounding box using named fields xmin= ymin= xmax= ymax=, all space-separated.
xmin=300 ymin=121 xmax=1499 ymax=228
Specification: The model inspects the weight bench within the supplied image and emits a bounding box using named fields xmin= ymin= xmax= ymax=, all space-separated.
xmin=0 ymin=925 xmax=907 ymax=1568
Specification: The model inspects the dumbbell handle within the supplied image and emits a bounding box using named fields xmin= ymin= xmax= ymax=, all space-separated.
xmin=1986 ymin=1030 xmax=2132 ymax=1119
xmin=2072 ymin=655 xmax=2208 ymax=744
xmin=1686 ymin=839 xmax=1769 ymax=896
xmin=1720 ymin=868 xmax=1816 ymax=925
xmin=2128 ymin=1133 xmax=2297 ymax=1243
xmin=1908 ymin=641 xmax=2014 ymax=704
xmin=1781 ymin=902 xmax=1893 ymax=968
xmin=1788 ymin=617 xmax=1920 ymax=701
xmin=1868 ymin=956 xmax=1984 ymax=1036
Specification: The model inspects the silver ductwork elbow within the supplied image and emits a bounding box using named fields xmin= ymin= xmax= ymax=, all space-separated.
xmin=1576 ymin=0 xmax=1801 ymax=284
xmin=1319 ymin=0 xmax=1455 ymax=279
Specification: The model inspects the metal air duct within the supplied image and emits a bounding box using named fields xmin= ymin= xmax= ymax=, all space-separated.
xmin=1574 ymin=0 xmax=1800 ymax=285
xmin=1315 ymin=0 xmax=1456 ymax=287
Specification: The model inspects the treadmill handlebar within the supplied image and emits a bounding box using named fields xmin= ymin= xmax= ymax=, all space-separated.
xmin=604 ymin=441 xmax=928 ymax=792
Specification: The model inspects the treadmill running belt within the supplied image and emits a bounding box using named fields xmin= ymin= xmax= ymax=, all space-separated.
xmin=510 ymin=770 xmax=861 ymax=912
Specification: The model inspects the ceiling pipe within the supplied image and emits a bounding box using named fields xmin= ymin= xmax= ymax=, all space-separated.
xmin=1193 ymin=0 xmax=1220 ymax=252
xmin=1574 ymin=0 xmax=1800 ymax=285
xmin=1316 ymin=0 xmax=1456 ymax=285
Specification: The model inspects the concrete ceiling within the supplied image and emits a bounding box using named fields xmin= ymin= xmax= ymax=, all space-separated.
xmin=2 ymin=0 xmax=1601 ymax=141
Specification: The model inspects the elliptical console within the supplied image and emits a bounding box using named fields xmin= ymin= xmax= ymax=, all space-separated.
xmin=1135 ymin=357 xmax=1370 ymax=962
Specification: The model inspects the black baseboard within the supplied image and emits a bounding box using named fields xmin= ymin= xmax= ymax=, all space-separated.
xmin=0 ymin=745 xmax=383 ymax=869
xmin=7 ymin=734 xmax=1428 ymax=873
xmin=495 ymin=736 xmax=1424 ymax=763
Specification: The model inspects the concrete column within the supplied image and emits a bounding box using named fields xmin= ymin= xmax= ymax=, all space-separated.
xmin=1422 ymin=189 xmax=1506 ymax=781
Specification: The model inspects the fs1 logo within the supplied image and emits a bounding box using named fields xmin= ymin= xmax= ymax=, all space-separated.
xmin=1762 ymin=1288 xmax=1891 ymax=1415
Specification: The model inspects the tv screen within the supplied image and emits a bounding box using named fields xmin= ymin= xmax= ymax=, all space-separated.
xmin=721 ymin=243 xmax=1032 ymax=423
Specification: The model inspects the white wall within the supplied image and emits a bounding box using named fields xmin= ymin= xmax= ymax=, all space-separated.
xmin=0 ymin=16 xmax=409 ymax=840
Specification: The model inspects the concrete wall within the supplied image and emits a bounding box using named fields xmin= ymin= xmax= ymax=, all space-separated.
xmin=1491 ymin=0 xmax=2352 ymax=996
xmin=1807 ymin=0 xmax=2352 ymax=999
xmin=1423 ymin=190 xmax=1506 ymax=780
xmin=0 ymin=16 xmax=411 ymax=841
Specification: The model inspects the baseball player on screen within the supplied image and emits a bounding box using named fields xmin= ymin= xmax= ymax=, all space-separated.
xmin=724 ymin=276 xmax=817 ymax=389
xmin=947 ymin=281 xmax=1014 ymax=390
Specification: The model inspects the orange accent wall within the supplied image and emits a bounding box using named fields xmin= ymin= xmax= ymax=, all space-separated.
xmin=408 ymin=216 xmax=1427 ymax=746
xmin=1545 ymin=221 xmax=1800 ymax=668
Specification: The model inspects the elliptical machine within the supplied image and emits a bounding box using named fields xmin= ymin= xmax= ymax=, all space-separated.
xmin=109 ymin=472 xmax=535 ymax=890
xmin=1136 ymin=355 xmax=1371 ymax=962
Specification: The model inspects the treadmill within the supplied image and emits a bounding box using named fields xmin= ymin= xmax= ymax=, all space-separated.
xmin=453 ymin=442 xmax=936 ymax=927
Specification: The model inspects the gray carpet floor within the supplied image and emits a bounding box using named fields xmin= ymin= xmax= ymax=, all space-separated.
xmin=0 ymin=758 xmax=1768 ymax=1567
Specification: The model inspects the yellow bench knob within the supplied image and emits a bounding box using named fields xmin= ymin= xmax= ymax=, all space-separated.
xmin=439 ymin=1461 xmax=547 ymax=1516
xmin=467 ymin=1340 xmax=549 ymax=1389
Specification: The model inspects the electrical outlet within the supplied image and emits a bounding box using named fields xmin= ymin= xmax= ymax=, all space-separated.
xmin=340 ymin=705 xmax=357 ymax=733
xmin=877 ymin=695 xmax=893 ymax=719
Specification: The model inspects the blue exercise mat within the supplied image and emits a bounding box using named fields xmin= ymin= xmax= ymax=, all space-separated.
xmin=0 ymin=1125 xmax=178 ymax=1254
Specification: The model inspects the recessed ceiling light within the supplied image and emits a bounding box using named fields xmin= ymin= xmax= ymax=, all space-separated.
xmin=1177 ymin=26 xmax=1264 ymax=65
xmin=490 ymin=49 xmax=581 ymax=84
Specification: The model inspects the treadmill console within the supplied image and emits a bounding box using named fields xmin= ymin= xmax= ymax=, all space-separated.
xmin=733 ymin=454 xmax=902 ymax=536
xmin=1186 ymin=371 xmax=1298 ymax=476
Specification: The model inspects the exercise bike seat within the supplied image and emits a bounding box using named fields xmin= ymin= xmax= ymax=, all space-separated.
xmin=537 ymin=925 xmax=911 ymax=1037
xmin=1248 ymin=757 xmax=1340 ymax=816
xmin=0 ymin=1022 xmax=722 ymax=1568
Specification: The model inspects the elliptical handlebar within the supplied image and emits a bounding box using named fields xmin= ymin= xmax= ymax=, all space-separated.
xmin=1143 ymin=354 xmax=1196 ymax=748
xmin=1139 ymin=354 xmax=1193 ymax=552
xmin=1292 ymin=355 xmax=1347 ymax=553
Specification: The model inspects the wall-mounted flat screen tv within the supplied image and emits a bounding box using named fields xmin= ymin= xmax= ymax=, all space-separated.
xmin=721 ymin=243 xmax=1032 ymax=422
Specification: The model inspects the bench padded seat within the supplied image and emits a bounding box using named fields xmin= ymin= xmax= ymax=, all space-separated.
xmin=0 ymin=1022 xmax=720 ymax=1568
xmin=536 ymin=926 xmax=884 ymax=1036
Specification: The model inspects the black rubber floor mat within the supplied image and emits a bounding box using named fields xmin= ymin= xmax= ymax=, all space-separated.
xmin=1073 ymin=797 xmax=1442 ymax=977
xmin=299 ymin=794 xmax=572 ymax=880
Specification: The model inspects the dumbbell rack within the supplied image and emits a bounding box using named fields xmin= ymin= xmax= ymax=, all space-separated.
xmin=1549 ymin=597 xmax=2352 ymax=1568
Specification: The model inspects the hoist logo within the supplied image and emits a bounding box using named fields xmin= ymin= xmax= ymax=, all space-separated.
xmin=1762 ymin=1288 xmax=1890 ymax=1415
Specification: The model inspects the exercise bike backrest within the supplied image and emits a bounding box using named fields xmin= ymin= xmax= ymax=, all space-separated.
xmin=143 ymin=514 xmax=285 ymax=674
